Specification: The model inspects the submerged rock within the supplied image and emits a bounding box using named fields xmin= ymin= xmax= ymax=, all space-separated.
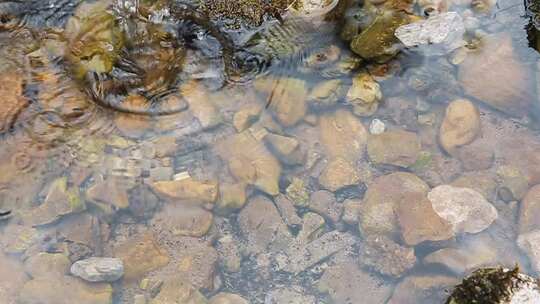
xmin=346 ymin=72 xmax=382 ymax=116
xmin=439 ymin=99 xmax=481 ymax=155
xmin=151 ymin=177 xmax=219 ymax=205
xmin=427 ymin=185 xmax=497 ymax=234
xmin=458 ymin=33 xmax=535 ymax=117
xmin=70 ymin=257 xmax=124 ymax=282
xmin=319 ymin=109 xmax=368 ymax=162
xmin=360 ymin=235 xmax=416 ymax=277
xmin=28 ymin=177 xmax=85 ymax=226
xmin=395 ymin=12 xmax=465 ymax=55
xmin=359 ymin=172 xmax=429 ymax=237
xmin=397 ymin=192 xmax=454 ymax=246
xmin=238 ymin=195 xmax=292 ymax=254
xmin=350 ymin=10 xmax=411 ymax=62
xmin=367 ymin=129 xmax=421 ymax=168
xmin=518 ymin=184 xmax=540 ymax=234
xmin=318 ymin=261 xmax=393 ymax=303
xmin=388 ymin=274 xmax=458 ymax=304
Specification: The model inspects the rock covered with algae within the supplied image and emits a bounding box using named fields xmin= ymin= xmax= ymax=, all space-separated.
xmin=446 ymin=267 xmax=540 ymax=304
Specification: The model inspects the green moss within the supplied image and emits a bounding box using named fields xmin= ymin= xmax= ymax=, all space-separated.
xmin=201 ymin=0 xmax=293 ymax=26
xmin=446 ymin=267 xmax=524 ymax=304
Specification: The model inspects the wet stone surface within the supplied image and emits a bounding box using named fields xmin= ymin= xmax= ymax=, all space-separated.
xmin=0 ymin=0 xmax=540 ymax=303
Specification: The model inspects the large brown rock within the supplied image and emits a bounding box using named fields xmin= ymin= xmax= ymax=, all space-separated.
xmin=458 ymin=33 xmax=535 ymax=117
xmin=359 ymin=172 xmax=430 ymax=238
xmin=397 ymin=192 xmax=454 ymax=246
xmin=319 ymin=109 xmax=368 ymax=162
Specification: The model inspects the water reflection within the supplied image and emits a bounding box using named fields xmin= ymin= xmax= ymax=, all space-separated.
xmin=1 ymin=0 xmax=540 ymax=303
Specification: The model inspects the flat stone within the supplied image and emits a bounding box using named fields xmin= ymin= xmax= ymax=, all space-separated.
xmin=28 ymin=177 xmax=85 ymax=226
xmin=70 ymin=257 xmax=123 ymax=283
xmin=367 ymin=129 xmax=421 ymax=167
xmin=318 ymin=261 xmax=393 ymax=304
xmin=152 ymin=204 xmax=213 ymax=237
xmin=151 ymin=177 xmax=218 ymax=204
xmin=458 ymin=33 xmax=535 ymax=117
xmin=395 ymin=12 xmax=465 ymax=55
xmin=319 ymin=109 xmax=368 ymax=162
xmin=318 ymin=157 xmax=366 ymax=192
xmin=280 ymin=231 xmax=356 ymax=274
xmin=238 ymin=196 xmax=292 ymax=255
xmin=113 ymin=233 xmax=170 ymax=282
xmin=428 ymin=185 xmax=498 ymax=234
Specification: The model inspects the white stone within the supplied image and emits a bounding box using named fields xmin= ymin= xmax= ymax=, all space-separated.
xmin=427 ymin=185 xmax=497 ymax=234
xmin=369 ymin=119 xmax=386 ymax=135
xmin=395 ymin=12 xmax=465 ymax=55
xmin=70 ymin=257 xmax=124 ymax=282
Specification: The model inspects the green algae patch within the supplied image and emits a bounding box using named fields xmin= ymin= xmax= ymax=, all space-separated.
xmin=446 ymin=267 xmax=525 ymax=304
xmin=201 ymin=0 xmax=293 ymax=26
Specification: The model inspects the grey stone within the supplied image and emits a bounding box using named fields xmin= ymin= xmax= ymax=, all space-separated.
xmin=70 ymin=257 xmax=124 ymax=282
xmin=279 ymin=231 xmax=356 ymax=273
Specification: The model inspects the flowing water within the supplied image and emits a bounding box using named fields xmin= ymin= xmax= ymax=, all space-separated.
xmin=0 ymin=0 xmax=540 ymax=303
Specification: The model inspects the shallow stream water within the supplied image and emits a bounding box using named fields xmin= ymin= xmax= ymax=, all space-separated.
xmin=1 ymin=0 xmax=540 ymax=303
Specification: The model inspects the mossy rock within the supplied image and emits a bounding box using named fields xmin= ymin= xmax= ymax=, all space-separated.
xmin=350 ymin=10 xmax=411 ymax=62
